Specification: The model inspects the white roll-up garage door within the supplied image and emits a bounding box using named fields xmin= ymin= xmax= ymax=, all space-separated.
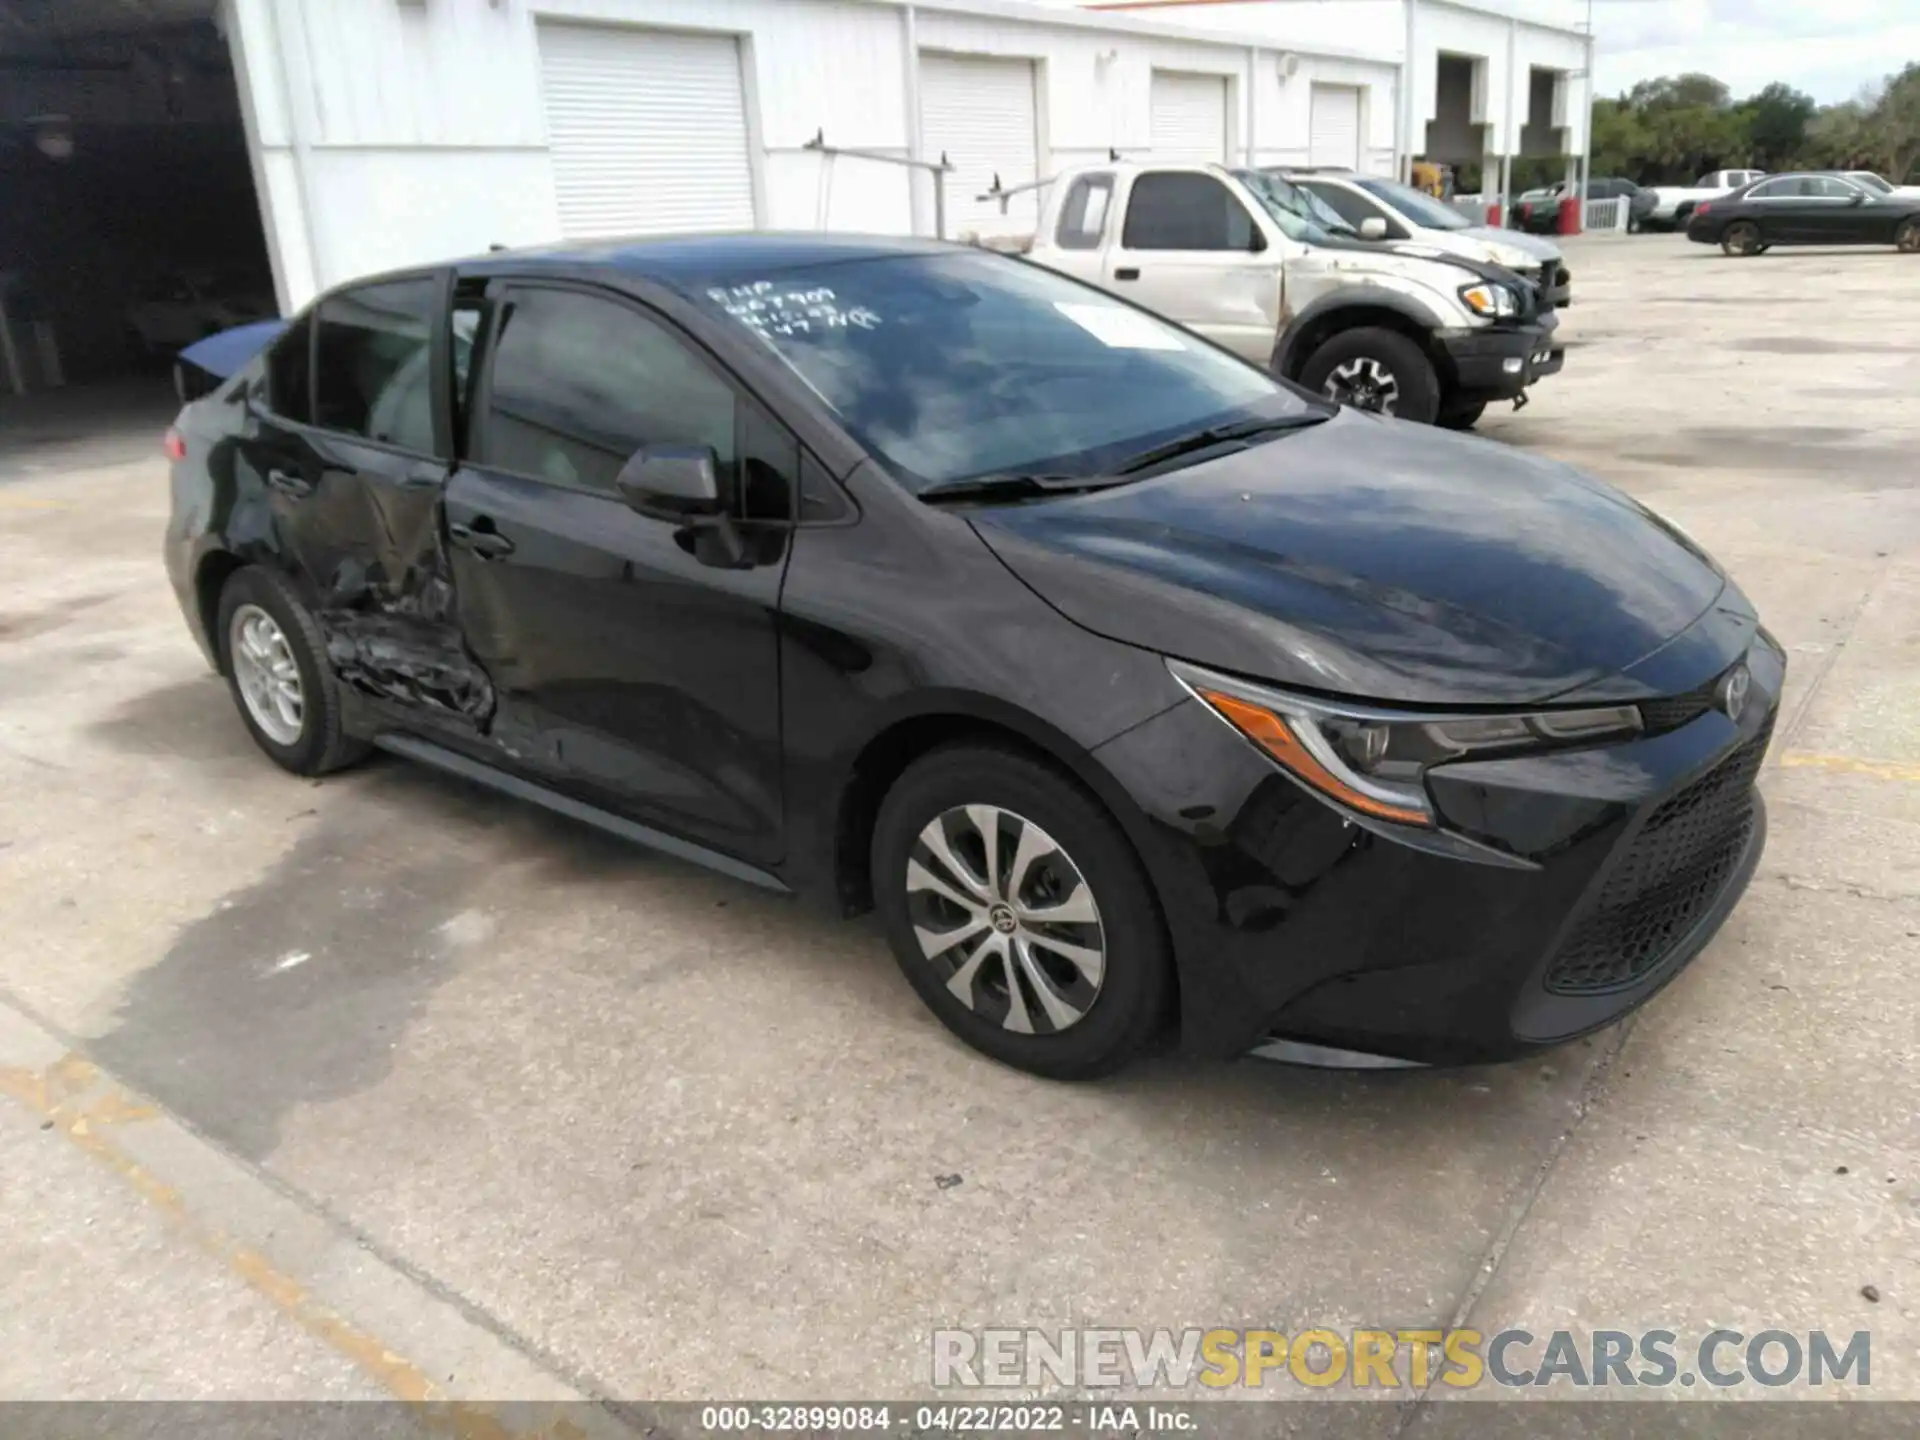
xmin=919 ymin=52 xmax=1040 ymax=238
xmin=1150 ymin=71 xmax=1229 ymax=163
xmin=537 ymin=23 xmax=757 ymax=239
xmin=1308 ymin=84 xmax=1362 ymax=170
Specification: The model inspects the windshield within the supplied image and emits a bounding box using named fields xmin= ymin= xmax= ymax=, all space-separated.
xmin=1850 ymin=172 xmax=1893 ymax=193
xmin=1351 ymin=177 xmax=1471 ymax=230
xmin=699 ymin=252 xmax=1306 ymax=493
xmin=1234 ymin=171 xmax=1353 ymax=240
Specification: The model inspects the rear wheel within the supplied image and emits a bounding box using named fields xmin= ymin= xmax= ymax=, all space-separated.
xmin=1721 ymin=221 xmax=1763 ymax=257
xmin=1897 ymin=219 xmax=1920 ymax=254
xmin=1299 ymin=327 xmax=1440 ymax=425
xmin=871 ymin=745 xmax=1171 ymax=1079
xmin=217 ymin=566 xmax=368 ymax=777
xmin=1437 ymin=399 xmax=1487 ymax=431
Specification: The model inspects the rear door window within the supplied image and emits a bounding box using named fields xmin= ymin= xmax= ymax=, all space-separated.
xmin=1055 ymin=174 xmax=1115 ymax=250
xmin=263 ymin=314 xmax=313 ymax=424
xmin=312 ymin=277 xmax=439 ymax=452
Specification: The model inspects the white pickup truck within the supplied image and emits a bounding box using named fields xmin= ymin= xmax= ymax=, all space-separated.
xmin=1643 ymin=169 xmax=1768 ymax=230
xmin=1021 ymin=160 xmax=1562 ymax=429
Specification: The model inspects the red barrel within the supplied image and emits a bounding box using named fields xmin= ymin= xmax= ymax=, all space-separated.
xmin=1486 ymin=201 xmax=1503 ymax=226
xmin=1556 ymin=195 xmax=1582 ymax=235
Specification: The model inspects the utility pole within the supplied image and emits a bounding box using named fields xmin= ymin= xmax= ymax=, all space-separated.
xmin=1400 ymin=0 xmax=1419 ymax=183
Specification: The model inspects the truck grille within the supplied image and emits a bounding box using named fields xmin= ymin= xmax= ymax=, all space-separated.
xmin=1543 ymin=721 xmax=1771 ymax=995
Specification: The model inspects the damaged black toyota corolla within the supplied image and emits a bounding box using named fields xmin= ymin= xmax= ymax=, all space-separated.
xmin=164 ymin=234 xmax=1780 ymax=1077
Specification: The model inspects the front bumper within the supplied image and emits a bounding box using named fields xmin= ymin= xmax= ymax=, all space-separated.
xmin=1092 ymin=631 xmax=1784 ymax=1066
xmin=1437 ymin=320 xmax=1564 ymax=401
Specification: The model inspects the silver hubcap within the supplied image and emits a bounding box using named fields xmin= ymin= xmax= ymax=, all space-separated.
xmin=1325 ymin=356 xmax=1400 ymax=414
xmin=229 ymin=604 xmax=304 ymax=745
xmin=906 ymin=804 xmax=1106 ymax=1035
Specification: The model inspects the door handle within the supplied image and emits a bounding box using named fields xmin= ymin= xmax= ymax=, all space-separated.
xmin=448 ymin=520 xmax=514 ymax=559
xmin=1114 ymin=267 xmax=1141 ymax=281
xmin=265 ymin=467 xmax=313 ymax=499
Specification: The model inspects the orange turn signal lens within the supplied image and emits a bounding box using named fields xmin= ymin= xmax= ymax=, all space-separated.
xmin=1198 ymin=688 xmax=1434 ymax=828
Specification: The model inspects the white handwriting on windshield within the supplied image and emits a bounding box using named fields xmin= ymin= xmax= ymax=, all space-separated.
xmin=707 ymin=281 xmax=882 ymax=339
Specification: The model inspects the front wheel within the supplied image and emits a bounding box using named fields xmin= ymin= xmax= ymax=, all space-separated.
xmin=1897 ymin=219 xmax=1920 ymax=254
xmin=1299 ymin=327 xmax=1441 ymax=425
xmin=1721 ymin=221 xmax=1763 ymax=257
xmin=872 ymin=745 xmax=1172 ymax=1079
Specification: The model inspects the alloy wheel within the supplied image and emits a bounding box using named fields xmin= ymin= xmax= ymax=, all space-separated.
xmin=229 ymin=603 xmax=305 ymax=745
xmin=1723 ymin=223 xmax=1761 ymax=257
xmin=905 ymin=804 xmax=1106 ymax=1035
xmin=1324 ymin=356 xmax=1400 ymax=414
xmin=1898 ymin=221 xmax=1920 ymax=255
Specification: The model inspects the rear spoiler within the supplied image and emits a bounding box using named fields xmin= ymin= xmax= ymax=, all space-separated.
xmin=173 ymin=318 xmax=287 ymax=403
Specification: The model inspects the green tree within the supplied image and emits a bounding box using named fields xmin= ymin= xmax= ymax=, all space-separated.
xmin=1590 ymin=96 xmax=1649 ymax=181
xmin=1869 ymin=62 xmax=1920 ymax=182
xmin=1738 ymin=83 xmax=1816 ymax=171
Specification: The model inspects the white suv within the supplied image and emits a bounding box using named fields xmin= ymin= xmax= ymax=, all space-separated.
xmin=1286 ymin=170 xmax=1570 ymax=309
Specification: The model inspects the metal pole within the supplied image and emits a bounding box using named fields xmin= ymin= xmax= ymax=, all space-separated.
xmin=1401 ymin=0 xmax=1418 ymax=183
xmin=902 ymin=4 xmax=927 ymax=235
xmin=1577 ymin=7 xmax=1595 ymax=222
xmin=934 ymin=160 xmax=947 ymax=241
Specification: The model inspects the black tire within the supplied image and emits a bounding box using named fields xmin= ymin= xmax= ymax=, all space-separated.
xmin=1298 ymin=327 xmax=1441 ymax=425
xmin=1898 ymin=218 xmax=1920 ymax=254
xmin=1721 ymin=221 xmax=1762 ymax=257
xmin=215 ymin=565 xmax=369 ymax=777
xmin=1437 ymin=399 xmax=1487 ymax=431
xmin=871 ymin=744 xmax=1172 ymax=1079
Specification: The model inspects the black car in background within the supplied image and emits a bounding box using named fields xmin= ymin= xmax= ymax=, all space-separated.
xmin=1510 ymin=178 xmax=1649 ymax=235
xmin=164 ymin=234 xmax=1780 ymax=1077
xmin=1688 ymin=172 xmax=1920 ymax=255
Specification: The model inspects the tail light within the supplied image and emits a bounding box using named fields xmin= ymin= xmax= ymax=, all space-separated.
xmin=163 ymin=427 xmax=187 ymax=462
xmin=1694 ymin=203 xmax=1712 ymax=218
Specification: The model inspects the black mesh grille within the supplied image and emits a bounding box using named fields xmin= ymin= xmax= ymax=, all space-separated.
xmin=1638 ymin=671 xmax=1723 ymax=735
xmin=1544 ymin=721 xmax=1771 ymax=995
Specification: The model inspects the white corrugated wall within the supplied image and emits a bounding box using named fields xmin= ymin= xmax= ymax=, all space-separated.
xmin=918 ymin=51 xmax=1040 ymax=238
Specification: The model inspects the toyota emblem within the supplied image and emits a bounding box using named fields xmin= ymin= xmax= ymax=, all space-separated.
xmin=1718 ymin=664 xmax=1752 ymax=723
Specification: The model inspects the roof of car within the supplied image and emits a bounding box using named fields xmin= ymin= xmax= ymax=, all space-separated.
xmin=455 ymin=231 xmax=959 ymax=290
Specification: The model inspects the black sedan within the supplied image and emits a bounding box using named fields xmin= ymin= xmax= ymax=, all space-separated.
xmin=164 ymin=234 xmax=1779 ymax=1077
xmin=1688 ymin=172 xmax=1920 ymax=255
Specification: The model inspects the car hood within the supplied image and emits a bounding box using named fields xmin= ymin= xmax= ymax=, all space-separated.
xmin=1458 ymin=225 xmax=1561 ymax=264
xmin=968 ymin=410 xmax=1731 ymax=706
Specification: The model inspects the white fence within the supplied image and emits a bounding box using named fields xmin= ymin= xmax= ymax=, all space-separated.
xmin=1584 ymin=196 xmax=1629 ymax=232
xmin=1449 ymin=195 xmax=1494 ymax=224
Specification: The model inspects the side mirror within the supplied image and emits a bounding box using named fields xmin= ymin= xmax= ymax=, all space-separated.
xmin=614 ymin=444 xmax=749 ymax=569
xmin=1848 ymin=191 xmax=1866 ymax=205
xmin=1359 ymin=217 xmax=1388 ymax=240
xmin=615 ymin=444 xmax=724 ymax=521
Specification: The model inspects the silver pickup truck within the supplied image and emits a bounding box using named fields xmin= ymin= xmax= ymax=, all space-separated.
xmin=1020 ymin=161 xmax=1562 ymax=429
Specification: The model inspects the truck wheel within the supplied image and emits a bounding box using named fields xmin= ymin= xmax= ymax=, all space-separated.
xmin=1300 ymin=328 xmax=1440 ymax=425
xmin=1437 ymin=399 xmax=1486 ymax=431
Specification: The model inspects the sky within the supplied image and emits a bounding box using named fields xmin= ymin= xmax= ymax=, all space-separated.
xmin=1530 ymin=0 xmax=1920 ymax=104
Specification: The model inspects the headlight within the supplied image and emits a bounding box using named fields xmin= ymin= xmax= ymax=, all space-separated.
xmin=1170 ymin=661 xmax=1642 ymax=829
xmin=1460 ymin=282 xmax=1519 ymax=318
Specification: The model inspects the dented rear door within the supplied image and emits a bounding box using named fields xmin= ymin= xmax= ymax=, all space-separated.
xmin=265 ymin=271 xmax=491 ymax=732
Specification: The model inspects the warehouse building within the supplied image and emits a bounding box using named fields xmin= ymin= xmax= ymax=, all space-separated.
xmin=0 ymin=0 xmax=1585 ymax=391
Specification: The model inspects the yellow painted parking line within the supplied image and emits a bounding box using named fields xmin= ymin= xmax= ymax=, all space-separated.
xmin=0 ymin=1052 xmax=532 ymax=1434
xmin=1780 ymin=752 xmax=1920 ymax=784
xmin=0 ymin=494 xmax=67 ymax=509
